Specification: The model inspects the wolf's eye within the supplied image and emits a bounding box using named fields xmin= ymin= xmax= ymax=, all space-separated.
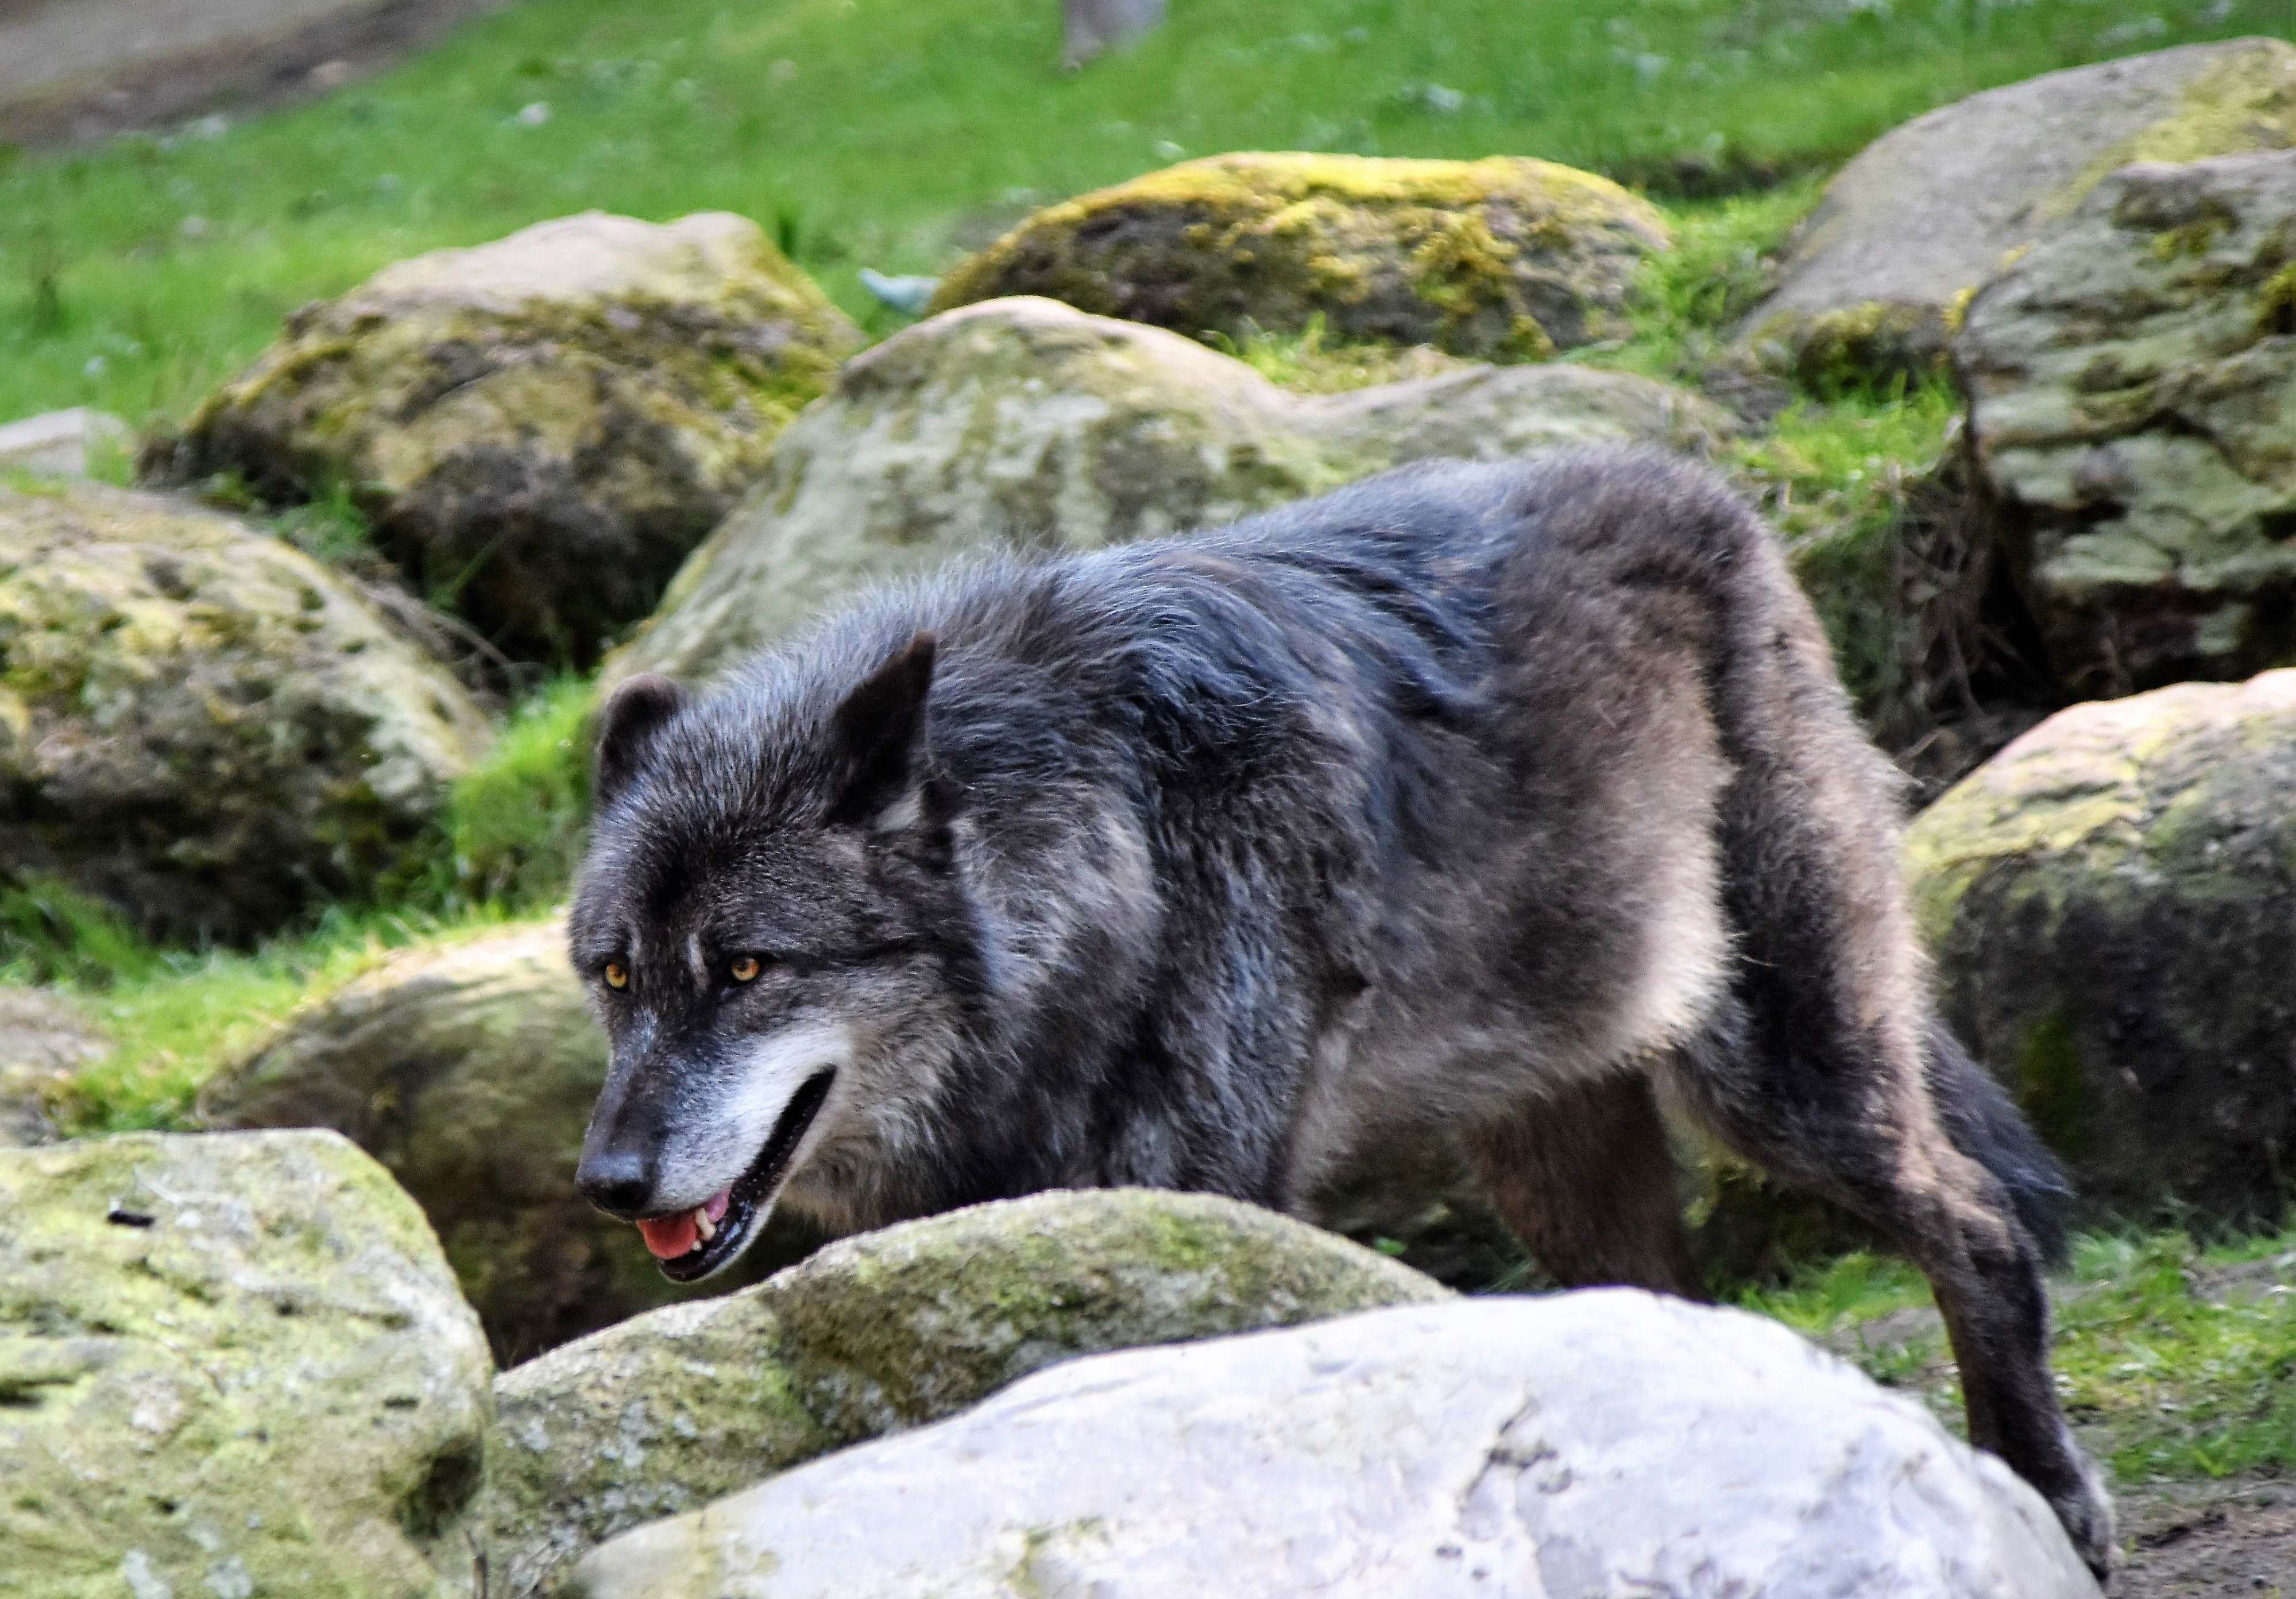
xmin=602 ymin=962 xmax=629 ymax=991
xmin=728 ymin=955 xmax=762 ymax=984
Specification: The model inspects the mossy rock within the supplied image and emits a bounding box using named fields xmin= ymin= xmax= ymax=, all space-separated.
xmin=1741 ymin=37 xmax=2296 ymax=382
xmin=482 ymin=1188 xmax=1447 ymax=1597
xmin=146 ymin=212 xmax=863 ymax=666
xmin=930 ymin=153 xmax=1671 ymax=361
xmin=0 ymin=1129 xmax=494 ymax=1597
xmin=0 ymin=482 xmax=491 ymax=943
xmin=1905 ymin=669 xmax=2296 ymax=1224
xmin=0 ymin=986 xmax=103 ymax=1148
xmin=1957 ymin=149 xmax=2296 ymax=697
xmin=200 ymin=919 xmax=819 ymax=1365
xmin=611 ymin=296 xmax=1731 ymax=686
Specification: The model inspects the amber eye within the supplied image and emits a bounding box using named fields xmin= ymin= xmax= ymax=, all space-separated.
xmin=602 ymin=962 xmax=629 ymax=992
xmin=728 ymin=955 xmax=762 ymax=984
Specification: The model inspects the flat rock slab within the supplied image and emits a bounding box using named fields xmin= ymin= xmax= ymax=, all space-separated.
xmin=0 ymin=409 xmax=130 ymax=479
xmin=485 ymin=1188 xmax=1446 ymax=1597
xmin=0 ymin=1129 xmax=494 ymax=1597
xmin=0 ymin=0 xmax=514 ymax=147
xmin=1742 ymin=37 xmax=2296 ymax=380
xmin=1908 ymin=668 xmax=2296 ymax=1225
xmin=567 ymin=1291 xmax=2100 ymax=1599
xmin=612 ymin=295 xmax=1730 ymax=686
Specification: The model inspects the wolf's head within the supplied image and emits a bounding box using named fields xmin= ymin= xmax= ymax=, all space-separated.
xmin=568 ymin=633 xmax=980 ymax=1280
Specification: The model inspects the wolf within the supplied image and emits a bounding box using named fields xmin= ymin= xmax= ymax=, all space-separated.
xmin=570 ymin=448 xmax=2114 ymax=1576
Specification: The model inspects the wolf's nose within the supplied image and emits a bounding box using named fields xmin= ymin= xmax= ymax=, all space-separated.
xmin=575 ymin=1148 xmax=656 ymax=1219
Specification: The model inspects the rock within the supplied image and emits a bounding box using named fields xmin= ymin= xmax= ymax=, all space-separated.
xmin=147 ymin=212 xmax=863 ymax=664
xmin=0 ymin=408 xmax=129 ymax=477
xmin=1744 ymin=37 xmax=2296 ymax=382
xmin=930 ymin=153 xmax=1670 ymax=361
xmin=484 ymin=1188 xmax=1445 ymax=1597
xmin=612 ymin=296 xmax=1731 ymax=684
xmin=0 ymin=986 xmax=105 ymax=1147
xmin=565 ymin=1292 xmax=2100 ymax=1599
xmin=0 ymin=1129 xmax=494 ymax=1597
xmin=1907 ymin=669 xmax=2296 ymax=1224
xmin=200 ymin=919 xmax=818 ymax=1364
xmin=1956 ymin=149 xmax=2296 ymax=698
xmin=0 ymin=482 xmax=491 ymax=943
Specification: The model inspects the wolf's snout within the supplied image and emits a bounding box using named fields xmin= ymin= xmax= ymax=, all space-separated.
xmin=575 ymin=1143 xmax=656 ymax=1219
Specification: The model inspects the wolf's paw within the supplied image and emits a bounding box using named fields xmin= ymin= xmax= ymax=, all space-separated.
xmin=2050 ymin=1442 xmax=2119 ymax=1588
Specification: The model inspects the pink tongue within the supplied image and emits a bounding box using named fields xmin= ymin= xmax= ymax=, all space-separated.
xmin=635 ymin=1212 xmax=697 ymax=1260
xmin=633 ymin=1188 xmax=735 ymax=1260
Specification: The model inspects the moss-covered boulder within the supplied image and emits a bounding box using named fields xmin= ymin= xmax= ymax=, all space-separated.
xmin=930 ymin=153 xmax=1670 ymax=361
xmin=483 ymin=1188 xmax=1447 ymax=1597
xmin=146 ymin=212 xmax=864 ymax=665
xmin=1742 ymin=37 xmax=2296 ymax=384
xmin=1907 ymin=669 xmax=2296 ymax=1224
xmin=612 ymin=296 xmax=1730 ymax=684
xmin=1956 ymin=149 xmax=2296 ymax=698
xmin=0 ymin=1129 xmax=494 ymax=1597
xmin=200 ymin=920 xmax=818 ymax=1365
xmin=0 ymin=482 xmax=491 ymax=943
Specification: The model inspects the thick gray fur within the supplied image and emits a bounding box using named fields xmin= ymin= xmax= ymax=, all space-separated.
xmin=570 ymin=449 xmax=2115 ymax=1578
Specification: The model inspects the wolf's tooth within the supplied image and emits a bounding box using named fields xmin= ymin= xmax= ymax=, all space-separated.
xmin=693 ymin=1207 xmax=716 ymax=1244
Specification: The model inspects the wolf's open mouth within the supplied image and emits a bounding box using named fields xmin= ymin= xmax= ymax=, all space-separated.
xmin=636 ymin=1070 xmax=834 ymax=1283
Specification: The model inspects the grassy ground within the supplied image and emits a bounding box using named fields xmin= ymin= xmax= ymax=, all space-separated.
xmin=3 ymin=0 xmax=2287 ymax=429
xmin=1752 ymin=1228 xmax=2296 ymax=1486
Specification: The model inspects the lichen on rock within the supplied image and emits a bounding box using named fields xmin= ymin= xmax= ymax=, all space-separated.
xmin=930 ymin=153 xmax=1671 ymax=360
xmin=1955 ymin=149 xmax=2296 ymax=697
xmin=0 ymin=1129 xmax=495 ymax=1598
xmin=1905 ymin=669 xmax=2296 ymax=1224
xmin=145 ymin=212 xmax=863 ymax=665
xmin=0 ymin=481 xmax=491 ymax=943
xmin=610 ymin=296 xmax=1731 ymax=686
xmin=1741 ymin=37 xmax=2296 ymax=382
xmin=482 ymin=1188 xmax=1446 ymax=1597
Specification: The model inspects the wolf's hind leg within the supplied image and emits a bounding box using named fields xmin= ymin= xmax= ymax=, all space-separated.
xmin=1671 ymin=1003 xmax=2117 ymax=1581
xmin=1464 ymin=1071 xmax=1705 ymax=1300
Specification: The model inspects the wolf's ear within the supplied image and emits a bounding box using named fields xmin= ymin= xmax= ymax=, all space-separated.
xmin=828 ymin=633 xmax=938 ymax=828
xmin=594 ymin=673 xmax=689 ymax=810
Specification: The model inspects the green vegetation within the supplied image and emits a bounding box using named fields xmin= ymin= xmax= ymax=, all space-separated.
xmin=1750 ymin=1226 xmax=2296 ymax=1484
xmin=4 ymin=0 xmax=2286 ymax=428
xmin=14 ymin=673 xmax=594 ymax=1135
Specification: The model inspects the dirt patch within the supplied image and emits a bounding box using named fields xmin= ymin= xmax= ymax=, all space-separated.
xmin=2120 ymin=1477 xmax=2293 ymax=1598
xmin=0 ymin=0 xmax=514 ymax=150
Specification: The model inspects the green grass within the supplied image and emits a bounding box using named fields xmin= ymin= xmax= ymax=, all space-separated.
xmin=4 ymin=0 xmax=2289 ymax=430
xmin=1749 ymin=1226 xmax=2296 ymax=1485
xmin=415 ymin=674 xmax=597 ymax=913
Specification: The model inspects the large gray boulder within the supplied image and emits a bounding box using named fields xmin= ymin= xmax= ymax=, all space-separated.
xmin=1957 ymin=149 xmax=2296 ymax=698
xmin=200 ymin=919 xmax=815 ymax=1363
xmin=931 ymin=153 xmax=1670 ymax=362
xmin=148 ymin=212 xmax=864 ymax=664
xmin=0 ymin=1129 xmax=495 ymax=1597
xmin=485 ymin=1189 xmax=1447 ymax=1597
xmin=1907 ymin=668 xmax=2296 ymax=1225
xmin=566 ymin=1292 xmax=2100 ymax=1599
xmin=612 ymin=296 xmax=1731 ymax=684
xmin=1742 ymin=37 xmax=2296 ymax=382
xmin=0 ymin=482 xmax=492 ymax=942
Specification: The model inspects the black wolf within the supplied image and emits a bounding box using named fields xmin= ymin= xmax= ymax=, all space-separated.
xmin=570 ymin=450 xmax=2113 ymax=1575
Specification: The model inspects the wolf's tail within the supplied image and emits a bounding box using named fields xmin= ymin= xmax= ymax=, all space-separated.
xmin=1923 ymin=1018 xmax=2072 ymax=1265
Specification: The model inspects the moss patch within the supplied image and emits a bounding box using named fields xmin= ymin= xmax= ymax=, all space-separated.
xmin=931 ymin=153 xmax=1668 ymax=360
